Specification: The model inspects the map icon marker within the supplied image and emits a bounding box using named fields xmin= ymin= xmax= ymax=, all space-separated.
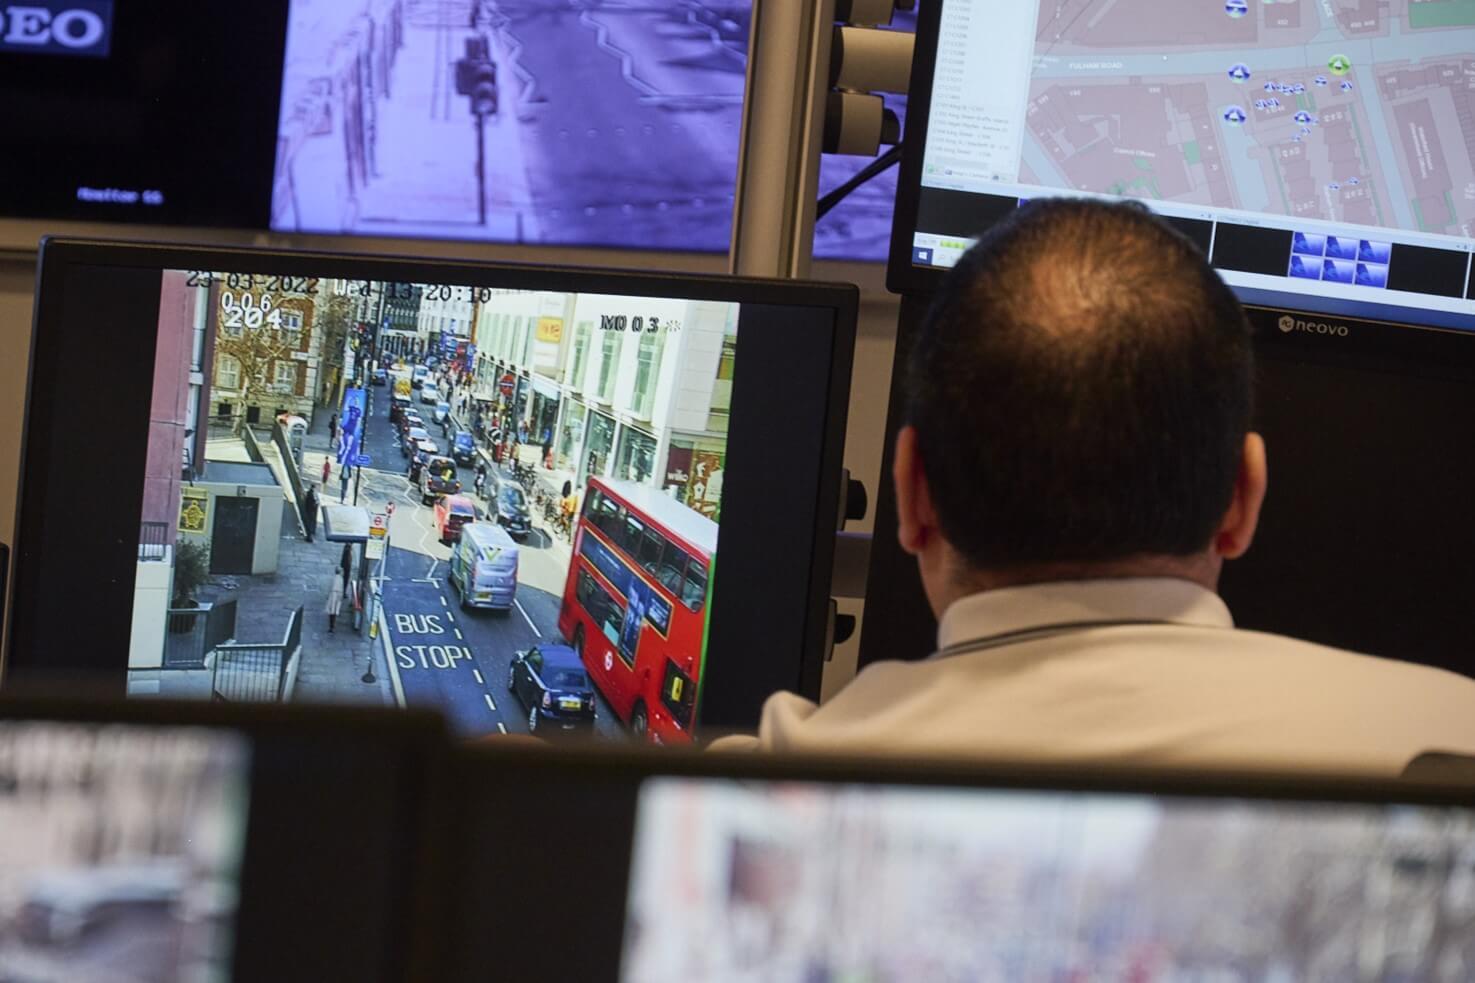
xmin=1225 ymin=0 xmax=1248 ymax=17
xmin=1329 ymin=54 xmax=1352 ymax=75
xmin=1228 ymin=63 xmax=1252 ymax=83
xmin=1314 ymin=75 xmax=1329 ymax=86
xmin=1224 ymin=106 xmax=1248 ymax=125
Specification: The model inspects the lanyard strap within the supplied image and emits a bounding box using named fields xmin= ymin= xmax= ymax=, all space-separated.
xmin=931 ymin=619 xmax=1175 ymax=660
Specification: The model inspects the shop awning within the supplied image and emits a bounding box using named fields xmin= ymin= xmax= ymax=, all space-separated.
xmin=322 ymin=505 xmax=371 ymax=543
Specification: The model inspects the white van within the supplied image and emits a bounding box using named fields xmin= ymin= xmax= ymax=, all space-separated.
xmin=448 ymin=522 xmax=519 ymax=611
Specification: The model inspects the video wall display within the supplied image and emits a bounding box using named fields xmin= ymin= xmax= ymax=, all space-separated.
xmin=0 ymin=721 xmax=249 ymax=982
xmin=0 ymin=2 xmax=288 ymax=227
xmin=134 ymin=269 xmax=738 ymax=744
xmin=898 ymin=0 xmax=1475 ymax=325
xmin=272 ymin=0 xmax=904 ymax=259
xmin=623 ymin=778 xmax=1475 ymax=981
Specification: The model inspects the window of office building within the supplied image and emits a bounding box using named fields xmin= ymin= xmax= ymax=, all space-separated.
xmin=597 ymin=330 xmax=622 ymax=403
xmin=566 ymin=321 xmax=591 ymax=391
xmin=615 ymin=425 xmax=658 ymax=486
xmin=707 ymin=334 xmax=736 ymax=433
xmin=632 ymin=329 xmax=663 ymax=421
xmin=215 ymin=355 xmax=241 ymax=391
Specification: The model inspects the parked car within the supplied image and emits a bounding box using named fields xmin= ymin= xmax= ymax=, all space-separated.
xmin=448 ymin=522 xmax=519 ymax=611
xmin=434 ymin=494 xmax=478 ymax=544
xmin=420 ymin=383 xmax=440 ymax=406
xmin=492 ymin=481 xmax=531 ymax=539
xmin=408 ymin=439 xmax=440 ymax=481
xmin=371 ymin=366 xmax=388 ymax=386
xmin=402 ymin=426 xmax=430 ymax=456
xmin=508 ymin=645 xmax=597 ymax=733
xmin=420 ymin=455 xmax=460 ymax=504
xmin=452 ymin=431 xmax=477 ymax=466
xmin=412 ymin=365 xmax=430 ymax=388
xmin=433 ymin=400 xmax=451 ymax=424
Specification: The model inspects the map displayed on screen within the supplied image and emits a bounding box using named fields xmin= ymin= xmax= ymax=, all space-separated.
xmin=923 ymin=0 xmax=1475 ymax=238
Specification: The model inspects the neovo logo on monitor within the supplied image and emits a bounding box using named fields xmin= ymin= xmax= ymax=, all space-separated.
xmin=1278 ymin=314 xmax=1350 ymax=338
xmin=0 ymin=2 xmax=112 ymax=57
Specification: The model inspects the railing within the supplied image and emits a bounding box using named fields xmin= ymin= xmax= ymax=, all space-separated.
xmin=163 ymin=599 xmax=237 ymax=669
xmin=211 ymin=606 xmax=302 ymax=703
xmin=139 ymin=521 xmax=169 ymax=562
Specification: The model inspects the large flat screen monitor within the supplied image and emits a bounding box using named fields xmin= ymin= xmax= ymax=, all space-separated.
xmin=0 ymin=2 xmax=288 ymax=229
xmin=0 ymin=699 xmax=448 ymax=982
xmin=454 ymin=746 xmax=1475 ymax=983
xmin=887 ymin=0 xmax=1475 ymax=334
xmin=869 ymin=0 xmax=1475 ymax=675
xmin=7 ymin=241 xmax=855 ymax=744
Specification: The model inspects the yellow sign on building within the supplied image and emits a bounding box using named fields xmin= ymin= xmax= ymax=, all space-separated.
xmin=179 ymin=487 xmax=209 ymax=533
xmin=536 ymin=317 xmax=563 ymax=344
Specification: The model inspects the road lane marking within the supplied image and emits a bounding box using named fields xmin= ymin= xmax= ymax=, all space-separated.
xmin=439 ymin=595 xmax=447 ymax=607
xmin=484 ymin=693 xmax=497 ymax=712
xmin=378 ymin=604 xmax=407 ymax=708
xmin=514 ymin=598 xmax=542 ymax=637
xmin=497 ymin=723 xmax=507 ymax=734
xmin=444 ymin=607 xmax=455 ymax=623
xmin=473 ymin=668 xmax=483 ymax=685
xmin=455 ymin=627 xmax=464 ymax=640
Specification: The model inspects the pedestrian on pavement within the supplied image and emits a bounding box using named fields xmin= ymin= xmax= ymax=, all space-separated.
xmin=340 ymin=465 xmax=350 ymax=504
xmin=541 ymin=440 xmax=552 ymax=470
xmin=326 ymin=569 xmax=344 ymax=633
xmin=474 ymin=471 xmax=486 ymax=498
xmin=303 ymin=485 xmax=319 ymax=542
xmin=321 ymin=456 xmax=331 ymax=487
xmin=441 ymin=416 xmax=450 ymax=439
xmin=340 ymin=543 xmax=353 ymax=594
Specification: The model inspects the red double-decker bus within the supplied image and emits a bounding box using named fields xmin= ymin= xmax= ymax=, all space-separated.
xmin=557 ymin=477 xmax=718 ymax=744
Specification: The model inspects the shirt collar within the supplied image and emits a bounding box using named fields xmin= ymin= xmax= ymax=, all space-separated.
xmin=936 ymin=577 xmax=1234 ymax=652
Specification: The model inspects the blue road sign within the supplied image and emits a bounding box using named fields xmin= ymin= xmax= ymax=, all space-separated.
xmin=354 ymin=453 xmax=372 ymax=467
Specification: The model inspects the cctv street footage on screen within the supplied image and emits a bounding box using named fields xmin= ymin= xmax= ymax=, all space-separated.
xmin=132 ymin=270 xmax=734 ymax=744
xmin=908 ymin=0 xmax=1475 ymax=326
xmin=0 ymin=722 xmax=249 ymax=983
xmin=623 ymin=779 xmax=1475 ymax=982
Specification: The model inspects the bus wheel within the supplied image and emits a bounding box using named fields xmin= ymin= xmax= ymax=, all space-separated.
xmin=630 ymin=702 xmax=649 ymax=739
xmin=527 ymin=704 xmax=539 ymax=733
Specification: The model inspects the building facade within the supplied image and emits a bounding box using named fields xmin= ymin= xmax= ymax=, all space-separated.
xmin=471 ymin=289 xmax=736 ymax=518
xmin=208 ymin=277 xmax=327 ymax=425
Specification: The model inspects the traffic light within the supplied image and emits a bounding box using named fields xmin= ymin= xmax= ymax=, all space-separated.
xmin=455 ymin=36 xmax=497 ymax=117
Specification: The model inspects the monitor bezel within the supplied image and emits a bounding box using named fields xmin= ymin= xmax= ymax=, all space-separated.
xmin=6 ymin=238 xmax=857 ymax=734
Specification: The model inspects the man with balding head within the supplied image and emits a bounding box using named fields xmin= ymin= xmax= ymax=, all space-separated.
xmin=733 ymin=198 xmax=1475 ymax=774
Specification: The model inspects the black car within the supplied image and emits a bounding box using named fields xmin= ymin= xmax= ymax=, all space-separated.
xmin=389 ymin=392 xmax=412 ymax=423
xmin=493 ymin=482 xmax=531 ymax=539
xmin=420 ymin=456 xmax=460 ymax=504
xmin=508 ymin=645 xmax=596 ymax=733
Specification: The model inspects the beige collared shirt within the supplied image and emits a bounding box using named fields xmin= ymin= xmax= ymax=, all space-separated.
xmin=728 ymin=578 xmax=1475 ymax=776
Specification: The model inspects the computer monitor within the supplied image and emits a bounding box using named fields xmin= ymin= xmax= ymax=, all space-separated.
xmin=453 ymin=745 xmax=1475 ymax=983
xmin=0 ymin=2 xmax=288 ymax=229
xmin=0 ymin=698 xmax=448 ymax=982
xmin=7 ymin=240 xmax=855 ymax=743
xmin=867 ymin=1 xmax=1475 ymax=674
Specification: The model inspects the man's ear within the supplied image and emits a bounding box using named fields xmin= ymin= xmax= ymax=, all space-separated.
xmin=1215 ymin=432 xmax=1268 ymax=560
xmin=893 ymin=426 xmax=939 ymax=556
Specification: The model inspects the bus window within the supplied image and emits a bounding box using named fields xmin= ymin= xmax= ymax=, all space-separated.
xmin=636 ymin=528 xmax=664 ymax=575
xmin=656 ymin=543 xmax=688 ymax=595
xmin=620 ymin=513 xmax=645 ymax=555
xmin=577 ymin=569 xmax=628 ymax=659
xmin=661 ymin=659 xmax=696 ymax=732
xmin=682 ymin=563 xmax=707 ymax=612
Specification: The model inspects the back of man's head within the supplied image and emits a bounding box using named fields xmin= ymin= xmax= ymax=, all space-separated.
xmin=907 ymin=197 xmax=1254 ymax=573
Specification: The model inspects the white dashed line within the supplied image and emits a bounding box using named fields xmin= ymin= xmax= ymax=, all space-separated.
xmin=497 ymin=723 xmax=507 ymax=734
xmin=439 ymin=595 xmax=447 ymax=607
xmin=514 ymin=598 xmax=542 ymax=637
xmin=473 ymin=669 xmax=483 ymax=685
xmin=455 ymin=627 xmax=464 ymax=640
xmin=484 ymin=694 xmax=497 ymax=712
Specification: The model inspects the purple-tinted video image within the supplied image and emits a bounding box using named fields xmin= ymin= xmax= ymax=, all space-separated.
xmin=1358 ymin=239 xmax=1392 ymax=265
xmin=0 ymin=723 xmax=249 ymax=983
xmin=1291 ymin=231 xmax=1326 ymax=256
xmin=1322 ymin=257 xmax=1357 ymax=283
xmin=1356 ymin=262 xmax=1389 ymax=288
xmin=623 ymin=779 xmax=1475 ymax=982
xmin=1324 ymin=235 xmax=1359 ymax=260
xmin=272 ymin=0 xmax=901 ymax=261
xmin=1288 ymin=254 xmax=1321 ymax=279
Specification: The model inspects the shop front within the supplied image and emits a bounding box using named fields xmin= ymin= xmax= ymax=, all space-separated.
xmin=528 ymin=376 xmax=562 ymax=448
xmin=580 ymin=410 xmax=616 ymax=486
xmin=614 ymin=424 xmax=658 ymax=486
xmin=557 ymin=398 xmax=587 ymax=472
xmin=663 ymin=435 xmax=725 ymax=519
